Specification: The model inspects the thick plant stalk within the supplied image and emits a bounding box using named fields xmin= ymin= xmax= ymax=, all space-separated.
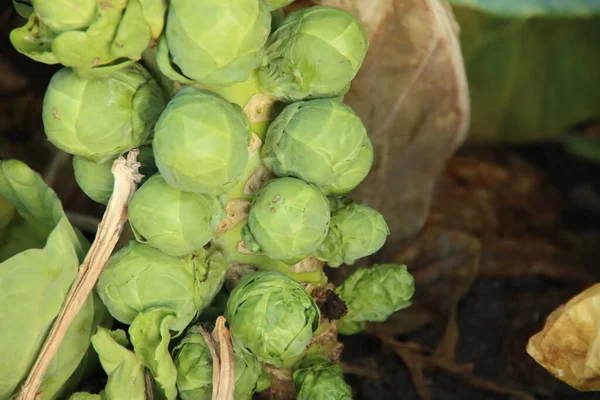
xmin=17 ymin=151 xmax=143 ymax=400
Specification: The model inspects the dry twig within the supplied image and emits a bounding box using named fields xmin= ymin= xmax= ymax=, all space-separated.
xmin=198 ymin=317 xmax=235 ymax=400
xmin=377 ymin=334 xmax=535 ymax=400
xmin=17 ymin=151 xmax=143 ymax=400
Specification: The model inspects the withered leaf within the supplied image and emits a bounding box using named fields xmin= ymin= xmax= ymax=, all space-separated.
xmin=527 ymin=283 xmax=600 ymax=391
xmin=313 ymin=0 xmax=470 ymax=252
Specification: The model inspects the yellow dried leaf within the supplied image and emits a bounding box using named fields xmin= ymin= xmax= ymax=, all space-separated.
xmin=527 ymin=283 xmax=600 ymax=391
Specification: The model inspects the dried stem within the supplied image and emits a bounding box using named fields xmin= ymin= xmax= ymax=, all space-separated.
xmin=198 ymin=317 xmax=235 ymax=400
xmin=145 ymin=368 xmax=155 ymax=400
xmin=212 ymin=317 xmax=235 ymax=400
xmin=198 ymin=325 xmax=221 ymax=400
xmin=17 ymin=151 xmax=143 ymax=400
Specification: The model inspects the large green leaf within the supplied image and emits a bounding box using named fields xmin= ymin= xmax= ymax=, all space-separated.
xmin=448 ymin=0 xmax=600 ymax=142
xmin=0 ymin=160 xmax=105 ymax=400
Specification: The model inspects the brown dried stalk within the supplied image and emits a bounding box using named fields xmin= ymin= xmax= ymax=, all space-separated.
xmin=212 ymin=317 xmax=235 ymax=400
xmin=17 ymin=151 xmax=143 ymax=400
xmin=198 ymin=317 xmax=236 ymax=400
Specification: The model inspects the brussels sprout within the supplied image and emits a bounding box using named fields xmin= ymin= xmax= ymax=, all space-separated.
xmin=212 ymin=220 xmax=328 ymax=285
xmin=292 ymin=355 xmax=352 ymax=400
xmin=34 ymin=0 xmax=95 ymax=33
xmin=262 ymin=99 xmax=368 ymax=188
xmin=336 ymin=264 xmax=415 ymax=333
xmin=43 ymin=64 xmax=166 ymax=162
xmin=34 ymin=0 xmax=96 ymax=33
xmin=242 ymin=177 xmax=330 ymax=263
xmin=157 ymin=0 xmax=271 ymax=86
xmin=10 ymin=0 xmax=166 ymax=73
xmin=129 ymin=174 xmax=225 ymax=257
xmin=73 ymin=147 xmax=159 ymax=205
xmin=153 ymin=87 xmax=251 ymax=194
xmin=316 ymin=204 xmax=389 ymax=267
xmin=259 ymin=6 xmax=369 ymax=101
xmin=225 ymin=271 xmax=321 ymax=366
xmin=264 ymin=0 xmax=296 ymax=11
xmin=322 ymin=137 xmax=373 ymax=195
xmin=96 ymin=241 xmax=228 ymax=331
xmin=174 ymin=328 xmax=270 ymax=400
xmin=73 ymin=157 xmax=115 ymax=205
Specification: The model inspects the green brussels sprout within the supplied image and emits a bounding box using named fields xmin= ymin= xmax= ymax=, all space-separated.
xmin=10 ymin=0 xmax=166 ymax=73
xmin=153 ymin=87 xmax=251 ymax=194
xmin=73 ymin=156 xmax=114 ymax=205
xmin=336 ymin=264 xmax=414 ymax=333
xmin=262 ymin=99 xmax=368 ymax=188
xmin=96 ymin=241 xmax=228 ymax=331
xmin=225 ymin=271 xmax=321 ymax=366
xmin=292 ymin=355 xmax=352 ymax=400
xmin=322 ymin=137 xmax=373 ymax=195
xmin=43 ymin=64 xmax=166 ymax=162
xmin=259 ymin=6 xmax=369 ymax=101
xmin=128 ymin=174 xmax=225 ymax=257
xmin=174 ymin=329 xmax=212 ymax=400
xmin=73 ymin=147 xmax=159 ymax=205
xmin=264 ymin=0 xmax=296 ymax=11
xmin=316 ymin=204 xmax=389 ymax=267
xmin=34 ymin=0 xmax=95 ymax=33
xmin=242 ymin=177 xmax=330 ymax=263
xmin=174 ymin=328 xmax=270 ymax=400
xmin=156 ymin=0 xmax=271 ymax=86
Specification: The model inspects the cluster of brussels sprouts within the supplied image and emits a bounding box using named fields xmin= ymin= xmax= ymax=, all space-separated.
xmin=12 ymin=0 xmax=416 ymax=399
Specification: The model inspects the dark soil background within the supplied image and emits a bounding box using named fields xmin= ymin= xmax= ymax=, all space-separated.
xmin=3 ymin=5 xmax=600 ymax=399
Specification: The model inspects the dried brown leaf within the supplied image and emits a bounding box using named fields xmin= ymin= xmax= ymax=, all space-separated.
xmin=527 ymin=283 xmax=600 ymax=391
xmin=313 ymin=0 xmax=470 ymax=251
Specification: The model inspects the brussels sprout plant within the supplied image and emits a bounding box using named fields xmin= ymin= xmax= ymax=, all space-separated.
xmin=6 ymin=1 xmax=417 ymax=399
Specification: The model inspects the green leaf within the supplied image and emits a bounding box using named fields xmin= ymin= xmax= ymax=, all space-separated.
xmin=0 ymin=160 xmax=104 ymax=399
xmin=448 ymin=0 xmax=600 ymax=142
xmin=129 ymin=308 xmax=178 ymax=400
xmin=9 ymin=15 xmax=59 ymax=64
xmin=91 ymin=327 xmax=146 ymax=400
xmin=335 ymin=264 xmax=415 ymax=329
xmin=68 ymin=393 xmax=103 ymax=400
xmin=12 ymin=0 xmax=33 ymax=18
xmin=564 ymin=137 xmax=600 ymax=164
